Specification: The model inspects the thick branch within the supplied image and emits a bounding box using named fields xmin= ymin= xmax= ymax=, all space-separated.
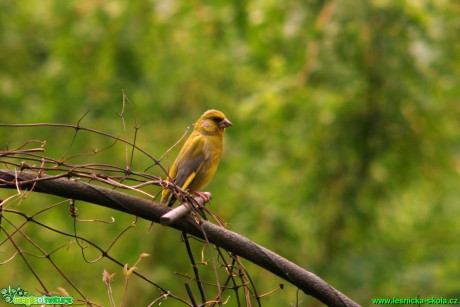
xmin=0 ymin=170 xmax=359 ymax=306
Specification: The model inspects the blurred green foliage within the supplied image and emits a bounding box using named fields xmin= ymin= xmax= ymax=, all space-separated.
xmin=1 ymin=0 xmax=459 ymax=305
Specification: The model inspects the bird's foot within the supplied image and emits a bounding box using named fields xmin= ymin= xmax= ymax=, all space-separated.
xmin=194 ymin=191 xmax=212 ymax=204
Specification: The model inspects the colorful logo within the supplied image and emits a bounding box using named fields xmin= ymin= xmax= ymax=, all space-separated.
xmin=1 ymin=286 xmax=73 ymax=305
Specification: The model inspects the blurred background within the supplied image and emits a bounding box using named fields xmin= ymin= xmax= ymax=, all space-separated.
xmin=1 ymin=0 xmax=459 ymax=305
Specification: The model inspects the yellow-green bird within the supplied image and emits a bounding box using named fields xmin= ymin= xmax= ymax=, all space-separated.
xmin=161 ymin=109 xmax=232 ymax=206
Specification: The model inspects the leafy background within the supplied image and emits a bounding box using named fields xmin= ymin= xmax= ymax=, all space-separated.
xmin=1 ymin=0 xmax=459 ymax=306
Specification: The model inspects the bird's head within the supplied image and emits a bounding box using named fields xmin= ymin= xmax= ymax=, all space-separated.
xmin=195 ymin=109 xmax=232 ymax=135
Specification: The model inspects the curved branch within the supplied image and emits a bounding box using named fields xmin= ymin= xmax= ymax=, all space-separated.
xmin=0 ymin=170 xmax=359 ymax=306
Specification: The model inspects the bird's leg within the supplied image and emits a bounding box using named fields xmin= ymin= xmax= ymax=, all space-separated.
xmin=194 ymin=191 xmax=212 ymax=204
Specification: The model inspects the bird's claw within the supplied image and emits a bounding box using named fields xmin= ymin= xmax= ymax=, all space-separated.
xmin=194 ymin=191 xmax=212 ymax=204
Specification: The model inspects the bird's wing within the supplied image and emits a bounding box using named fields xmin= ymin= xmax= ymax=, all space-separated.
xmin=171 ymin=133 xmax=208 ymax=191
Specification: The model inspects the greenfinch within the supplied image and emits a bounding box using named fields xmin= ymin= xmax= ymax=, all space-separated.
xmin=161 ymin=109 xmax=232 ymax=206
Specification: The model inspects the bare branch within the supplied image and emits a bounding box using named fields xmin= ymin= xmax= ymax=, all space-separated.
xmin=0 ymin=170 xmax=359 ymax=307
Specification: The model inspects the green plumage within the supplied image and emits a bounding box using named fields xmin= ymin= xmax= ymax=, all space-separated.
xmin=161 ymin=110 xmax=232 ymax=206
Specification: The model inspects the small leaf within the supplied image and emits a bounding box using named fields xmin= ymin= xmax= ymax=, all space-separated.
xmin=102 ymin=269 xmax=116 ymax=286
xmin=123 ymin=264 xmax=137 ymax=278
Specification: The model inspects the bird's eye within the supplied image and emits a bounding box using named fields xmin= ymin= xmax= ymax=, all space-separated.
xmin=211 ymin=116 xmax=223 ymax=122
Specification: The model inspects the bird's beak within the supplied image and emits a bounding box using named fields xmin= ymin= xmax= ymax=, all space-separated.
xmin=219 ymin=118 xmax=233 ymax=128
